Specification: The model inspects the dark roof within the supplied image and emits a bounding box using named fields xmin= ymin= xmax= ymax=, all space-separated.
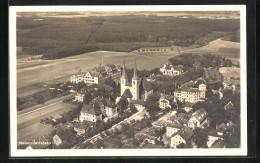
xmin=208 ymin=130 xmax=224 ymax=138
xmin=167 ymin=122 xmax=183 ymax=129
xmin=183 ymin=102 xmax=194 ymax=108
xmin=81 ymin=104 xmax=102 ymax=116
xmin=56 ymin=129 xmax=75 ymax=141
xmin=210 ymin=139 xmax=225 ymax=148
xmin=178 ymin=127 xmax=194 ymax=141
xmin=192 ymin=108 xmax=208 ymax=123
xmin=103 ymin=98 xmax=115 ymax=108
xmin=122 ymin=89 xmax=133 ymax=98
xmin=142 ymin=78 xmax=153 ymax=91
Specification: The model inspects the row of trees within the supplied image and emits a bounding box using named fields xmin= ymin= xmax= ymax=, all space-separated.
xmin=168 ymin=53 xmax=233 ymax=71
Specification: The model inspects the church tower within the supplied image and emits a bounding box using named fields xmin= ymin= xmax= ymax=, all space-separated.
xmin=120 ymin=60 xmax=128 ymax=96
xmin=131 ymin=61 xmax=140 ymax=100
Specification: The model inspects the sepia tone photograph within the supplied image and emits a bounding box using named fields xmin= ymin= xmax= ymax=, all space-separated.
xmin=9 ymin=5 xmax=247 ymax=157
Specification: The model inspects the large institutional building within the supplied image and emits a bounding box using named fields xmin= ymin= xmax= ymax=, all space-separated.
xmin=160 ymin=63 xmax=183 ymax=76
xmin=174 ymin=84 xmax=206 ymax=103
xmin=70 ymin=63 xmax=121 ymax=85
xmin=120 ymin=61 xmax=153 ymax=101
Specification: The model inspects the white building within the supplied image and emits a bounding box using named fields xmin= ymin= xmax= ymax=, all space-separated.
xmin=166 ymin=122 xmax=182 ymax=137
xmin=71 ymin=64 xmax=121 ymax=85
xmin=170 ymin=127 xmax=193 ymax=148
xmin=79 ymin=104 xmax=102 ymax=123
xmin=188 ymin=108 xmax=209 ymax=129
xmin=174 ymin=84 xmax=206 ymax=103
xmin=160 ymin=63 xmax=183 ymax=76
xmin=207 ymin=130 xmax=224 ymax=148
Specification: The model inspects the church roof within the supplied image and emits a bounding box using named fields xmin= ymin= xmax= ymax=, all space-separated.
xmin=122 ymin=89 xmax=133 ymax=98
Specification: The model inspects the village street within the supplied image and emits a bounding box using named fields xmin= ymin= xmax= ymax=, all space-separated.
xmin=73 ymin=108 xmax=149 ymax=149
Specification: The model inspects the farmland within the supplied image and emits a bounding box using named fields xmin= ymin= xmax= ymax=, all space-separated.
xmin=17 ymin=50 xmax=180 ymax=90
xmin=183 ymin=39 xmax=240 ymax=65
xmin=17 ymin=102 xmax=78 ymax=142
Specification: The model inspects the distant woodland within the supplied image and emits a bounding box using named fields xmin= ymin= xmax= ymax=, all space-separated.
xmin=17 ymin=15 xmax=240 ymax=59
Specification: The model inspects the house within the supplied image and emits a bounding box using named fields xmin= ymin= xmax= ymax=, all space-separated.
xmin=160 ymin=63 xmax=183 ymax=76
xmin=104 ymin=98 xmax=118 ymax=117
xmin=146 ymin=135 xmax=160 ymax=145
xmin=159 ymin=94 xmax=174 ymax=110
xmin=207 ymin=130 xmax=224 ymax=148
xmin=70 ymin=63 xmax=121 ymax=85
xmin=224 ymin=101 xmax=234 ymax=111
xmin=73 ymin=123 xmax=87 ymax=135
xmin=166 ymin=122 xmax=183 ymax=137
xmin=181 ymin=102 xmax=194 ymax=113
xmin=120 ymin=61 xmax=153 ymax=102
xmin=210 ymin=139 xmax=226 ymax=148
xmin=174 ymin=84 xmax=206 ymax=103
xmin=153 ymin=120 xmax=166 ymax=129
xmin=170 ymin=127 xmax=194 ymax=148
xmin=132 ymin=100 xmax=146 ymax=112
xmin=188 ymin=108 xmax=209 ymax=129
xmin=79 ymin=104 xmax=102 ymax=122
xmin=53 ymin=128 xmax=77 ymax=147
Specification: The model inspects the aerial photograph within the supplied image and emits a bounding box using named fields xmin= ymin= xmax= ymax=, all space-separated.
xmin=15 ymin=11 xmax=241 ymax=150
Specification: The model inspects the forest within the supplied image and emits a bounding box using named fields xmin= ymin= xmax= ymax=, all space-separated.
xmin=17 ymin=14 xmax=240 ymax=59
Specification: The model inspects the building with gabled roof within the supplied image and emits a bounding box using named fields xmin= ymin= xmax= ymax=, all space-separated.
xmin=166 ymin=122 xmax=183 ymax=137
xmin=188 ymin=108 xmax=209 ymax=129
xmin=207 ymin=130 xmax=224 ymax=148
xmin=79 ymin=104 xmax=102 ymax=122
xmin=170 ymin=127 xmax=194 ymax=148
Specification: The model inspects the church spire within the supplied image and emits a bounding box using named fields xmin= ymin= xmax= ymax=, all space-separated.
xmin=133 ymin=60 xmax=138 ymax=80
xmin=121 ymin=60 xmax=127 ymax=78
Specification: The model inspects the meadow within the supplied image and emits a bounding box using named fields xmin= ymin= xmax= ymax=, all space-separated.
xmin=183 ymin=39 xmax=240 ymax=65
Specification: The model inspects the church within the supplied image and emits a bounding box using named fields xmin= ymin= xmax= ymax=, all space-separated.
xmin=120 ymin=61 xmax=153 ymax=101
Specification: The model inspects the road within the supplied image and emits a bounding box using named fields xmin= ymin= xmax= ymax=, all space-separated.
xmin=17 ymin=94 xmax=77 ymax=143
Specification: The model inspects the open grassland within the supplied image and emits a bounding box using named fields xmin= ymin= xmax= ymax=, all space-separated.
xmin=17 ymin=102 xmax=78 ymax=142
xmin=17 ymin=51 xmax=179 ymax=90
xmin=183 ymin=39 xmax=240 ymax=65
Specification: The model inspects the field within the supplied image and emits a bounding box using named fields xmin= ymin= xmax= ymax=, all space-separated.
xmin=183 ymin=39 xmax=240 ymax=65
xmin=17 ymin=102 xmax=78 ymax=142
xmin=17 ymin=50 xmax=180 ymax=90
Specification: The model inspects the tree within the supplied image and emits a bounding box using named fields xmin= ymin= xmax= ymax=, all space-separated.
xmin=96 ymin=139 xmax=106 ymax=149
xmin=145 ymin=94 xmax=160 ymax=118
xmin=193 ymin=128 xmax=209 ymax=148
xmin=117 ymin=98 xmax=128 ymax=114
xmin=33 ymin=94 xmax=44 ymax=104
